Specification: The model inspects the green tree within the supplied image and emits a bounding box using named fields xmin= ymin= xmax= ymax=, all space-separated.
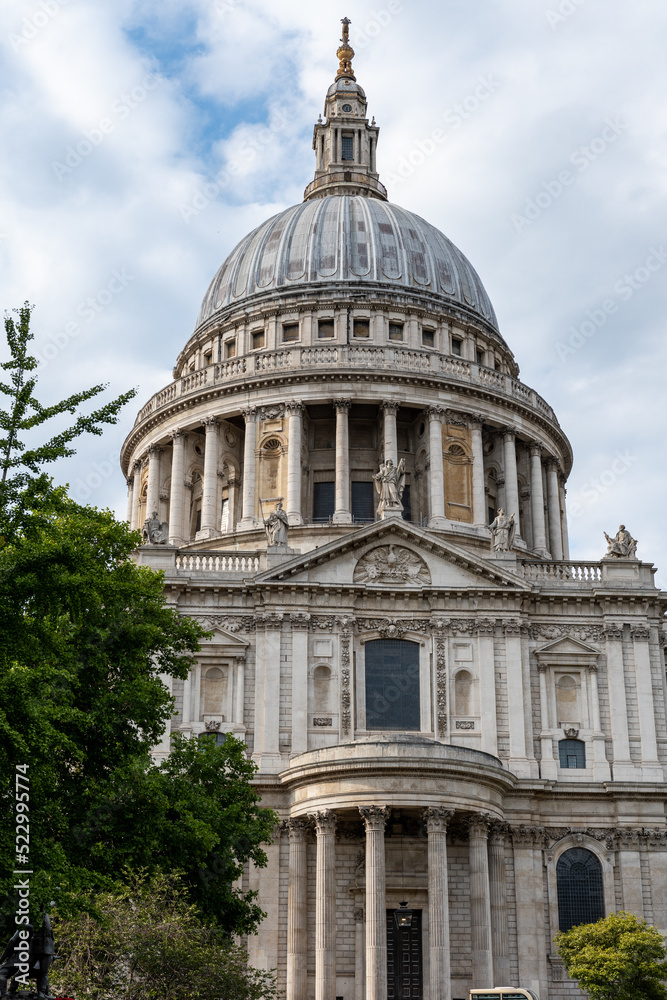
xmin=556 ymin=910 xmax=667 ymax=1000
xmin=51 ymin=870 xmax=280 ymax=1000
xmin=0 ymin=303 xmax=275 ymax=936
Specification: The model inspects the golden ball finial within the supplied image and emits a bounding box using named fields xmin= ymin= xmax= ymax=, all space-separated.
xmin=336 ymin=16 xmax=356 ymax=81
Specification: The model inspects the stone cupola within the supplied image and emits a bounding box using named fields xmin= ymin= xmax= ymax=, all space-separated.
xmin=304 ymin=17 xmax=385 ymax=202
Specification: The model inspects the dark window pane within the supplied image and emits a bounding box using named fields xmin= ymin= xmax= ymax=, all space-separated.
xmin=389 ymin=323 xmax=404 ymax=341
xmin=313 ymin=482 xmax=335 ymax=523
xmin=365 ymin=639 xmax=420 ymax=731
xmin=341 ymin=135 xmax=354 ymax=160
xmin=195 ymin=508 xmax=201 ymax=532
xmin=402 ymin=484 xmax=412 ymax=522
xmin=451 ymin=338 xmax=462 ymax=356
xmin=557 ymin=848 xmax=604 ymax=931
xmin=559 ymin=739 xmax=586 ymax=769
xmin=354 ymin=319 xmax=370 ymax=338
xmin=352 ymin=482 xmax=374 ymax=522
xmin=318 ymin=320 xmax=335 ymax=339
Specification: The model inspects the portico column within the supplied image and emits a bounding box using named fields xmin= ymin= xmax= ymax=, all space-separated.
xmin=529 ymin=445 xmax=548 ymax=556
xmin=359 ymin=805 xmax=390 ymax=1000
xmin=309 ymin=810 xmax=337 ymax=1000
xmin=424 ymin=807 xmax=454 ymax=1000
xmin=467 ymin=813 xmax=493 ymax=987
xmin=200 ymin=418 xmax=220 ymax=537
xmin=381 ymin=401 xmax=399 ymax=466
xmin=227 ymin=477 xmax=240 ymax=532
xmin=286 ymin=818 xmax=309 ymax=1000
xmin=502 ymin=429 xmax=521 ymax=539
xmin=428 ymin=407 xmax=446 ymax=529
xmin=333 ymin=399 xmax=351 ymax=524
xmin=286 ymin=401 xmax=304 ymax=526
xmin=240 ymin=407 xmax=258 ymax=529
xmin=469 ymin=415 xmax=486 ymax=525
xmin=125 ymin=476 xmax=134 ymax=525
xmin=559 ymin=475 xmax=570 ymax=558
xmin=546 ymin=459 xmax=563 ymax=560
xmin=488 ymin=824 xmax=510 ymax=987
xmin=145 ymin=446 xmax=162 ymax=520
xmin=131 ymin=461 xmax=142 ymax=530
xmin=168 ymin=430 xmax=187 ymax=547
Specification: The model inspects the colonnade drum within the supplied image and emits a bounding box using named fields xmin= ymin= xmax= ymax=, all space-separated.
xmin=122 ymin=22 xmax=667 ymax=1000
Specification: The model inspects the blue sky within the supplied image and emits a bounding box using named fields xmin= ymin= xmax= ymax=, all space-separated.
xmin=1 ymin=0 xmax=666 ymax=581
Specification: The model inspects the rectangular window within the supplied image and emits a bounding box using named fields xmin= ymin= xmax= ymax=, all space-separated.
xmin=341 ymin=134 xmax=354 ymax=160
xmin=318 ymin=319 xmax=335 ymax=339
xmin=353 ymin=318 xmax=370 ymax=338
xmin=422 ymin=328 xmax=435 ymax=348
xmin=313 ymin=482 xmax=335 ymax=523
xmin=401 ymin=484 xmax=412 ymax=523
xmin=204 ymin=352 xmax=213 ymax=366
xmin=388 ymin=322 xmax=404 ymax=342
xmin=351 ymin=482 xmax=375 ymax=522
xmin=220 ymin=498 xmax=229 ymax=532
xmin=365 ymin=639 xmax=420 ymax=731
xmin=225 ymin=340 xmax=236 ymax=358
xmin=451 ymin=337 xmax=462 ymax=356
xmin=252 ymin=330 xmax=265 ymax=350
xmin=558 ymin=739 xmax=586 ymax=769
xmin=476 ymin=349 xmax=484 ymax=365
xmin=282 ymin=323 xmax=299 ymax=342
xmin=195 ymin=508 xmax=202 ymax=533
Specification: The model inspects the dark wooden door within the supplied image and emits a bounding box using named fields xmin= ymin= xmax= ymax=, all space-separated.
xmin=386 ymin=909 xmax=423 ymax=1000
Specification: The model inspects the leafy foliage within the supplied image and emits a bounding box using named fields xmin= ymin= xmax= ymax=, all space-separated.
xmin=51 ymin=870 xmax=280 ymax=1000
xmin=556 ymin=910 xmax=667 ymax=1000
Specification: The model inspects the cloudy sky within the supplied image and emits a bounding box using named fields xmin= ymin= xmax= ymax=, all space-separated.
xmin=1 ymin=0 xmax=666 ymax=581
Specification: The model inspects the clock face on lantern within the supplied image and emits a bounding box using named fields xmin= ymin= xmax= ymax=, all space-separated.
xmin=343 ymin=104 xmax=352 ymax=112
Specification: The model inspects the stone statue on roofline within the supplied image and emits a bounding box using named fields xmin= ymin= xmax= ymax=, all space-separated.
xmin=142 ymin=510 xmax=169 ymax=545
xmin=490 ymin=508 xmax=516 ymax=552
xmin=374 ymin=458 xmax=406 ymax=519
xmin=266 ymin=500 xmax=289 ymax=547
xmin=604 ymin=524 xmax=638 ymax=559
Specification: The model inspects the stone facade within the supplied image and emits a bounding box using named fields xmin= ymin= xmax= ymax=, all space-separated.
xmin=121 ymin=24 xmax=667 ymax=1000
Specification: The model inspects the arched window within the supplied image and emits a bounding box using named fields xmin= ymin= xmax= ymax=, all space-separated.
xmin=203 ymin=666 xmax=227 ymax=717
xmin=365 ymin=639 xmax=420 ymax=731
xmin=559 ymin=738 xmax=586 ymax=769
xmin=312 ymin=665 xmax=332 ymax=714
xmin=454 ymin=670 xmax=473 ymax=716
xmin=556 ymin=674 xmax=578 ymax=724
xmin=557 ymin=848 xmax=604 ymax=931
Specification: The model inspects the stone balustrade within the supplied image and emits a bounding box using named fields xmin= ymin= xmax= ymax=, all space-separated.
xmin=175 ymin=551 xmax=260 ymax=573
xmin=520 ymin=559 xmax=654 ymax=588
xmin=132 ymin=345 xmax=560 ymax=428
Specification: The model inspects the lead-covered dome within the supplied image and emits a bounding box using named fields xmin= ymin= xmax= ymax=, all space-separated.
xmin=196 ymin=196 xmax=498 ymax=330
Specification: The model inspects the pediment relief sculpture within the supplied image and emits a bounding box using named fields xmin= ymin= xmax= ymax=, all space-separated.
xmin=353 ymin=544 xmax=431 ymax=586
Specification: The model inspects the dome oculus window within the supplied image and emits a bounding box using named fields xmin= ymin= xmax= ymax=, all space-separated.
xmin=342 ymin=104 xmax=352 ymax=112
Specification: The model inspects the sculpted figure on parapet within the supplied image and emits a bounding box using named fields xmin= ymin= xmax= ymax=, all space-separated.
xmin=490 ymin=507 xmax=516 ymax=552
xmin=604 ymin=524 xmax=638 ymax=559
xmin=142 ymin=510 xmax=168 ymax=545
xmin=374 ymin=458 xmax=406 ymax=518
xmin=266 ymin=500 xmax=289 ymax=546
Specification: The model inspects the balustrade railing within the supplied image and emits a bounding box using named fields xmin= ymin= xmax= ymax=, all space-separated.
xmin=175 ymin=552 xmax=260 ymax=573
xmin=520 ymin=561 xmax=603 ymax=585
xmin=133 ymin=345 xmax=559 ymax=426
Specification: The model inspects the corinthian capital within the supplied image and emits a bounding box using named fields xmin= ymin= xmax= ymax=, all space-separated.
xmin=423 ymin=807 xmax=454 ymax=833
xmin=359 ymin=805 xmax=390 ymax=832
xmin=308 ymin=809 xmax=337 ymax=836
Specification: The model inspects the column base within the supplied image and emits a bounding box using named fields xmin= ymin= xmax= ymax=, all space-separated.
xmin=195 ymin=527 xmax=217 ymax=541
xmin=641 ymin=762 xmax=664 ymax=781
xmin=611 ymin=761 xmax=639 ymax=781
xmin=287 ymin=512 xmax=304 ymax=526
xmin=508 ymin=757 xmax=537 ymax=778
xmin=332 ymin=511 xmax=352 ymax=525
xmin=428 ymin=516 xmax=448 ymax=530
xmin=251 ymin=752 xmax=285 ymax=774
xmin=238 ymin=517 xmax=259 ymax=531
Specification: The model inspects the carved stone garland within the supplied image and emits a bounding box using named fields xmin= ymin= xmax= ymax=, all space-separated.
xmin=436 ymin=638 xmax=447 ymax=735
xmin=341 ymin=634 xmax=352 ymax=737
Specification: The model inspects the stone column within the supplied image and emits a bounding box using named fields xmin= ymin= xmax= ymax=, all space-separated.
xmin=588 ymin=665 xmax=611 ymax=781
xmin=354 ymin=906 xmax=365 ymax=1000
xmin=559 ymin=475 xmax=570 ymax=559
xmin=233 ymin=656 xmax=245 ymax=725
xmin=468 ymin=813 xmax=493 ymax=987
xmin=511 ymin=828 xmax=548 ymax=998
xmin=240 ymin=408 xmax=258 ymax=530
xmin=424 ymin=807 xmax=454 ymax=1000
xmin=286 ymin=401 xmax=304 ymax=526
xmin=538 ymin=665 xmax=557 ymax=780
xmin=428 ymin=407 xmax=446 ymax=529
xmin=252 ymin=614 xmax=283 ymax=773
xmin=469 ymin=415 xmax=486 ymax=525
xmin=309 ymin=810 xmax=337 ymax=1000
xmin=359 ymin=805 xmax=390 ymax=1000
xmin=529 ymin=445 xmax=548 ymax=555
xmin=502 ymin=429 xmax=521 ymax=539
xmin=604 ymin=624 xmax=634 ymax=780
xmin=125 ymin=476 xmax=134 ymax=525
xmin=227 ymin=477 xmax=240 ymax=532
xmin=168 ymin=430 xmax=187 ymax=547
xmin=131 ymin=461 xmax=142 ymax=529
xmin=286 ymin=818 xmax=309 ymax=1000
xmin=546 ymin=459 xmax=563 ymax=560
xmin=200 ymin=417 xmax=220 ymax=537
xmin=631 ymin=625 xmax=662 ymax=778
xmin=381 ymin=401 xmax=399 ymax=466
xmin=145 ymin=445 xmax=162 ymax=519
xmin=333 ymin=399 xmax=351 ymax=524
xmin=504 ymin=620 xmax=530 ymax=777
xmin=476 ymin=621 xmax=498 ymax=756
xmin=291 ymin=614 xmax=310 ymax=755
xmin=488 ymin=824 xmax=510 ymax=987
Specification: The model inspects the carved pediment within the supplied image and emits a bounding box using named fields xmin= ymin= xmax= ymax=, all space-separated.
xmin=354 ymin=545 xmax=431 ymax=586
xmin=534 ymin=635 xmax=600 ymax=666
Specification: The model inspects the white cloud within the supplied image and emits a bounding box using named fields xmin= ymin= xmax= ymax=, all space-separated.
xmin=1 ymin=0 xmax=666 ymax=581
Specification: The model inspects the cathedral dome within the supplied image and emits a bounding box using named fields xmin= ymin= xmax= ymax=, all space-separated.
xmin=195 ymin=196 xmax=498 ymax=331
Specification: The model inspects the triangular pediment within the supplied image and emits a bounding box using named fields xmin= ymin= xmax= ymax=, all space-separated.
xmin=199 ymin=624 xmax=250 ymax=648
xmin=534 ymin=636 xmax=600 ymax=657
xmin=255 ymin=520 xmax=531 ymax=591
